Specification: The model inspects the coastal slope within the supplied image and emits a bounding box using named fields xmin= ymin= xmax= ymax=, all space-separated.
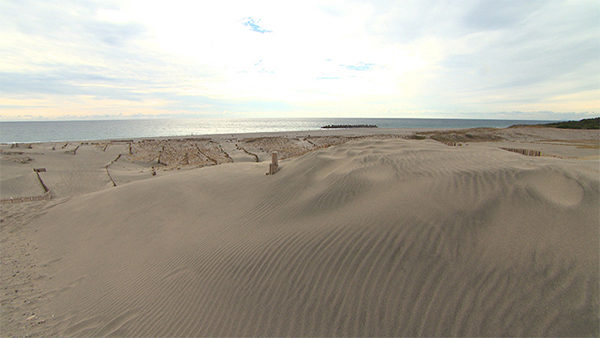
xmin=7 ymin=137 xmax=600 ymax=336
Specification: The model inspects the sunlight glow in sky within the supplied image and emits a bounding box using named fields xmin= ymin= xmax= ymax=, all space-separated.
xmin=1 ymin=0 xmax=598 ymax=120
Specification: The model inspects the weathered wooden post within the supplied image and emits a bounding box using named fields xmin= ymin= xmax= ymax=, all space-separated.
xmin=268 ymin=151 xmax=279 ymax=175
xmin=33 ymin=168 xmax=49 ymax=193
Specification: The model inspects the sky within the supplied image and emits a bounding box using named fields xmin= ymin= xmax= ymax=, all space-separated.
xmin=0 ymin=0 xmax=598 ymax=121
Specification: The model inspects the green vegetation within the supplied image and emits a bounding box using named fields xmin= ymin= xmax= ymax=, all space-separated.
xmin=407 ymin=134 xmax=427 ymax=140
xmin=542 ymin=117 xmax=599 ymax=129
xmin=417 ymin=128 xmax=504 ymax=143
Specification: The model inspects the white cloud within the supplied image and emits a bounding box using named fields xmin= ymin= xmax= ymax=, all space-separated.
xmin=0 ymin=0 xmax=598 ymax=120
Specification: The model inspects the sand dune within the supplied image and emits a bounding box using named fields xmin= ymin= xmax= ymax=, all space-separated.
xmin=7 ymin=137 xmax=597 ymax=336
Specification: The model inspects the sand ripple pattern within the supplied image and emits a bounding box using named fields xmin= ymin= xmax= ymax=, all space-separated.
xmin=30 ymin=138 xmax=598 ymax=336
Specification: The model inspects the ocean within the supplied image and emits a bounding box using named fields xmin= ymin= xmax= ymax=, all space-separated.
xmin=0 ymin=118 xmax=553 ymax=143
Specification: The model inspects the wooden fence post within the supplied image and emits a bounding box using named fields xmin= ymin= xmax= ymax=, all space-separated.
xmin=268 ymin=151 xmax=279 ymax=175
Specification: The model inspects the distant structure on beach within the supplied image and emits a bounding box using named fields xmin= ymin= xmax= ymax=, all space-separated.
xmin=321 ymin=124 xmax=378 ymax=129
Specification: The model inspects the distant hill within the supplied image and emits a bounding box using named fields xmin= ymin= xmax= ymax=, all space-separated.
xmin=542 ymin=117 xmax=599 ymax=129
xmin=511 ymin=117 xmax=599 ymax=129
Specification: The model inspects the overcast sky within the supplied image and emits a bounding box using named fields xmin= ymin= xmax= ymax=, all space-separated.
xmin=1 ymin=0 xmax=598 ymax=120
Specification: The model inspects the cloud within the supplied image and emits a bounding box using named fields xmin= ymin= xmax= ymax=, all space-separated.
xmin=343 ymin=62 xmax=374 ymax=71
xmin=461 ymin=1 xmax=545 ymax=30
xmin=0 ymin=0 xmax=598 ymax=120
xmin=429 ymin=0 xmax=600 ymax=113
xmin=242 ymin=17 xmax=271 ymax=33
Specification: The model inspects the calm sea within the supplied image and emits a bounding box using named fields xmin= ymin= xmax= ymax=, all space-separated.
xmin=0 ymin=118 xmax=553 ymax=143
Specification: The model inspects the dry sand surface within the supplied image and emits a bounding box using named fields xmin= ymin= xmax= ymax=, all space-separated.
xmin=1 ymin=127 xmax=599 ymax=336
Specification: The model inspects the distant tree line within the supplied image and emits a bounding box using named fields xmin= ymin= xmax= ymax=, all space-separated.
xmin=543 ymin=117 xmax=599 ymax=129
xmin=511 ymin=117 xmax=599 ymax=129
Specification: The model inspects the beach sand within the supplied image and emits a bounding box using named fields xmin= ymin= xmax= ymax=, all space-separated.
xmin=1 ymin=127 xmax=598 ymax=336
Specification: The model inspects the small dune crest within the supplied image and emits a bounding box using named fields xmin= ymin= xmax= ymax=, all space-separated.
xmin=521 ymin=169 xmax=585 ymax=207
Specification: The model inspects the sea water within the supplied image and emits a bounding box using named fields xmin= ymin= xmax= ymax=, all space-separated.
xmin=0 ymin=118 xmax=553 ymax=143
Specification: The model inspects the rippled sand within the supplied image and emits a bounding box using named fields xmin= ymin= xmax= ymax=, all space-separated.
xmin=1 ymin=127 xmax=598 ymax=336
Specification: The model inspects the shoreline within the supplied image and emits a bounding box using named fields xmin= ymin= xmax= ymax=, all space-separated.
xmin=2 ymin=124 xmax=598 ymax=148
xmin=0 ymin=127 xmax=446 ymax=145
xmin=0 ymin=117 xmax=559 ymax=144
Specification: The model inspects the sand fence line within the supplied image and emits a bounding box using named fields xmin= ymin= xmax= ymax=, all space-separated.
xmin=33 ymin=168 xmax=50 ymax=193
xmin=217 ymin=144 xmax=233 ymax=162
xmin=105 ymin=154 xmax=122 ymax=187
xmin=64 ymin=144 xmax=80 ymax=155
xmin=501 ymin=147 xmax=542 ymax=157
xmin=442 ymin=141 xmax=463 ymax=146
xmin=235 ymin=144 xmax=259 ymax=162
xmin=1 ymin=168 xmax=52 ymax=204
xmin=304 ymin=138 xmax=318 ymax=147
xmin=10 ymin=143 xmax=33 ymax=149
xmin=0 ymin=191 xmax=52 ymax=204
xmin=194 ymin=144 xmax=218 ymax=165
